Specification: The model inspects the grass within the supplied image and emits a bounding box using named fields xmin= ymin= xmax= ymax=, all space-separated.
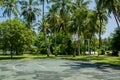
xmin=0 ymin=54 xmax=120 ymax=66
xmin=70 ymin=55 xmax=120 ymax=66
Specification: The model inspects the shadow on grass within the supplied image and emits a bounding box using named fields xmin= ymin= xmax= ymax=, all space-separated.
xmin=33 ymin=56 xmax=56 ymax=59
xmin=0 ymin=56 xmax=26 ymax=60
xmin=0 ymin=54 xmax=58 ymax=60
xmin=65 ymin=56 xmax=106 ymax=61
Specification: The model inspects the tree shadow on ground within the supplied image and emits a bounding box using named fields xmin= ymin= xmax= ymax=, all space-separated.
xmin=61 ymin=61 xmax=120 ymax=73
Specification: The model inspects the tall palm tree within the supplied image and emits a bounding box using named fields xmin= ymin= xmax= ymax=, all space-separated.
xmin=2 ymin=0 xmax=18 ymax=59
xmin=97 ymin=0 xmax=120 ymax=28
xmin=71 ymin=0 xmax=90 ymax=56
xmin=39 ymin=0 xmax=50 ymax=57
xmin=51 ymin=0 xmax=73 ymax=33
xmin=20 ymin=0 xmax=40 ymax=29
xmin=96 ymin=0 xmax=108 ymax=49
xmin=50 ymin=0 xmax=74 ymax=56
xmin=46 ymin=5 xmax=61 ymax=56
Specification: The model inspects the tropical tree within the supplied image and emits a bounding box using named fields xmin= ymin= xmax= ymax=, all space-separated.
xmin=51 ymin=0 xmax=73 ymax=33
xmin=1 ymin=0 xmax=19 ymax=57
xmin=0 ymin=19 xmax=35 ymax=58
xmin=111 ymin=28 xmax=120 ymax=56
xmin=96 ymin=0 xmax=108 ymax=49
xmin=81 ymin=10 xmax=100 ymax=54
xmin=50 ymin=0 xmax=74 ymax=56
xmin=2 ymin=0 xmax=18 ymax=19
xmin=97 ymin=0 xmax=120 ymax=28
xmin=38 ymin=0 xmax=50 ymax=57
xmin=19 ymin=0 xmax=40 ymax=29
xmin=69 ymin=0 xmax=90 ymax=56
xmin=46 ymin=5 xmax=61 ymax=56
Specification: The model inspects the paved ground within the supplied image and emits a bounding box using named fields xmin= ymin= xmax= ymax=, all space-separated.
xmin=0 ymin=59 xmax=120 ymax=80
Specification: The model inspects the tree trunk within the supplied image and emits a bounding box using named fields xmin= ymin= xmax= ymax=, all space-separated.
xmin=78 ymin=26 xmax=80 ymax=56
xmin=54 ymin=29 xmax=57 ymax=56
xmin=42 ymin=0 xmax=49 ymax=57
xmin=113 ymin=12 xmax=120 ymax=28
xmin=99 ymin=15 xmax=102 ymax=49
xmin=10 ymin=11 xmax=13 ymax=59
xmin=111 ymin=0 xmax=120 ymax=28
xmin=10 ymin=46 xmax=13 ymax=59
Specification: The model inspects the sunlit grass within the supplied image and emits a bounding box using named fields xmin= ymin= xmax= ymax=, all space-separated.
xmin=70 ymin=55 xmax=120 ymax=66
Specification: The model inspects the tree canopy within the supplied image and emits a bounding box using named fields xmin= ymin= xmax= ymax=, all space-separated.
xmin=0 ymin=19 xmax=35 ymax=55
xmin=0 ymin=0 xmax=120 ymax=57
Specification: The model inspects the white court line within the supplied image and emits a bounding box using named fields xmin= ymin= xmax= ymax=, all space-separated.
xmin=38 ymin=65 xmax=46 ymax=69
xmin=12 ymin=66 xmax=22 ymax=71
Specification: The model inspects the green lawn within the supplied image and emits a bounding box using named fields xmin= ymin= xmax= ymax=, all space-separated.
xmin=0 ymin=54 xmax=120 ymax=66
xmin=69 ymin=55 xmax=120 ymax=66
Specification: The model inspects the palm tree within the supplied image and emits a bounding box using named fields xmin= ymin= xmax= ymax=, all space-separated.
xmin=46 ymin=5 xmax=61 ymax=56
xmin=0 ymin=0 xmax=3 ymax=6
xmin=51 ymin=0 xmax=73 ymax=33
xmin=20 ymin=0 xmax=40 ymax=29
xmin=50 ymin=0 xmax=74 ymax=56
xmin=97 ymin=0 xmax=120 ymax=28
xmin=2 ymin=0 xmax=18 ymax=19
xmin=2 ymin=0 xmax=18 ymax=59
xmin=82 ymin=10 xmax=96 ymax=52
xmin=71 ymin=0 xmax=90 ymax=56
xmin=96 ymin=0 xmax=108 ymax=49
xmin=39 ymin=0 xmax=50 ymax=57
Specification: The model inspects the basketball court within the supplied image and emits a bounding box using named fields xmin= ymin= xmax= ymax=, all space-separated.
xmin=0 ymin=59 xmax=120 ymax=80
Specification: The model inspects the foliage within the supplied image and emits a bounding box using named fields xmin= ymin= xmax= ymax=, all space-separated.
xmin=0 ymin=19 xmax=35 ymax=54
xmin=2 ymin=0 xmax=18 ymax=18
xmin=35 ymin=32 xmax=49 ymax=54
xmin=51 ymin=32 xmax=73 ymax=55
xmin=111 ymin=28 xmax=120 ymax=56
xmin=1 ymin=0 xmax=120 ymax=57
xmin=19 ymin=0 xmax=40 ymax=29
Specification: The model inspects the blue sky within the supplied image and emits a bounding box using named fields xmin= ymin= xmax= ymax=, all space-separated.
xmin=0 ymin=0 xmax=118 ymax=39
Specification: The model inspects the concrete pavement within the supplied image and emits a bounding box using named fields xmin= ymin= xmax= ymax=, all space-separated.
xmin=0 ymin=59 xmax=120 ymax=80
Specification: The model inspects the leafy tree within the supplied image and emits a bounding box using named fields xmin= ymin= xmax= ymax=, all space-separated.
xmin=0 ymin=19 xmax=35 ymax=58
xmin=111 ymin=28 xmax=120 ymax=56
xmin=35 ymin=32 xmax=46 ymax=54
xmin=1 ymin=0 xmax=19 ymax=57
xmin=51 ymin=32 xmax=73 ymax=55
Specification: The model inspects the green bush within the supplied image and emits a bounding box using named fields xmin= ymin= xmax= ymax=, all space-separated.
xmin=96 ymin=49 xmax=105 ymax=55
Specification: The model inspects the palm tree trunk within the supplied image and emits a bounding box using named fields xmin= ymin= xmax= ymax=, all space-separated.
xmin=111 ymin=0 xmax=120 ymax=28
xmin=42 ymin=0 xmax=49 ymax=57
xmin=9 ymin=11 xmax=13 ymax=59
xmin=54 ymin=28 xmax=57 ymax=56
xmin=78 ymin=26 xmax=80 ymax=56
xmin=113 ymin=12 xmax=120 ymax=28
xmin=99 ymin=15 xmax=102 ymax=49
xmin=10 ymin=46 xmax=13 ymax=59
